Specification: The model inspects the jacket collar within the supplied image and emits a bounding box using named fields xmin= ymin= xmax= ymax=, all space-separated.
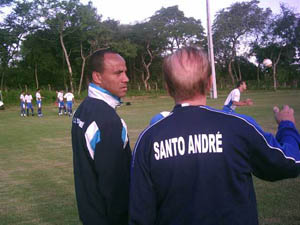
xmin=88 ymin=83 xmax=121 ymax=109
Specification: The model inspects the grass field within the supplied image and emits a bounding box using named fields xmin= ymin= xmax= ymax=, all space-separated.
xmin=0 ymin=90 xmax=300 ymax=225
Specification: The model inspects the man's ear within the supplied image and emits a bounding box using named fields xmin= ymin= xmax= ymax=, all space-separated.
xmin=92 ymin=72 xmax=102 ymax=84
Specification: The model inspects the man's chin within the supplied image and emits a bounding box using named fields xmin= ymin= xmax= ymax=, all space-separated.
xmin=118 ymin=92 xmax=127 ymax=98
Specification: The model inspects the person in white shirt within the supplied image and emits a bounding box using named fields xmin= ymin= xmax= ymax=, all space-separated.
xmin=20 ymin=91 xmax=26 ymax=116
xmin=57 ymin=90 xmax=66 ymax=115
xmin=36 ymin=89 xmax=43 ymax=117
xmin=25 ymin=92 xmax=34 ymax=116
xmin=223 ymin=80 xmax=253 ymax=113
xmin=64 ymin=91 xmax=75 ymax=116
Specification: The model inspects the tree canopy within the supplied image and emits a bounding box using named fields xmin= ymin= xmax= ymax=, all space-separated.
xmin=0 ymin=0 xmax=299 ymax=92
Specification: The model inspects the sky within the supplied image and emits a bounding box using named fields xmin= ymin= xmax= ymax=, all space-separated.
xmin=1 ymin=0 xmax=299 ymax=26
xmin=80 ymin=0 xmax=300 ymax=28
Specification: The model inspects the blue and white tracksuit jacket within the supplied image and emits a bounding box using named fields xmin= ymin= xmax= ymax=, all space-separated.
xmin=72 ymin=83 xmax=132 ymax=225
xmin=130 ymin=104 xmax=300 ymax=225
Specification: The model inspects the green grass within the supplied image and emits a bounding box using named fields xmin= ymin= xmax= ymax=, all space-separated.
xmin=0 ymin=90 xmax=300 ymax=225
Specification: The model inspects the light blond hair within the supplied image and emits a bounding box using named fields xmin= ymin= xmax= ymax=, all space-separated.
xmin=163 ymin=46 xmax=211 ymax=101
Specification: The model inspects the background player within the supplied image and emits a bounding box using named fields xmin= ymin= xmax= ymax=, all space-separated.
xmin=57 ymin=90 xmax=66 ymax=115
xmin=36 ymin=89 xmax=43 ymax=117
xmin=20 ymin=91 xmax=26 ymax=116
xmin=223 ymin=80 xmax=253 ymax=113
xmin=25 ymin=92 xmax=34 ymax=116
xmin=64 ymin=91 xmax=75 ymax=117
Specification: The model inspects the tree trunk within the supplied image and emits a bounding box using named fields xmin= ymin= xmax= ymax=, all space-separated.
xmin=78 ymin=42 xmax=87 ymax=96
xmin=0 ymin=70 xmax=4 ymax=91
xmin=35 ymin=62 xmax=39 ymax=89
xmin=141 ymin=42 xmax=153 ymax=91
xmin=142 ymin=57 xmax=151 ymax=91
xmin=141 ymin=70 xmax=149 ymax=90
xmin=256 ymin=64 xmax=260 ymax=85
xmin=228 ymin=60 xmax=235 ymax=85
xmin=78 ymin=46 xmax=106 ymax=95
xmin=60 ymin=33 xmax=74 ymax=93
xmin=237 ymin=62 xmax=242 ymax=81
xmin=272 ymin=50 xmax=282 ymax=91
xmin=78 ymin=56 xmax=86 ymax=96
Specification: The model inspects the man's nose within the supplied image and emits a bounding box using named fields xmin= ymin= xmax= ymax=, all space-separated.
xmin=123 ymin=73 xmax=129 ymax=82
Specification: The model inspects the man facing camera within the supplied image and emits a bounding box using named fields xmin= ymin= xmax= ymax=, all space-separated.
xmin=72 ymin=49 xmax=132 ymax=225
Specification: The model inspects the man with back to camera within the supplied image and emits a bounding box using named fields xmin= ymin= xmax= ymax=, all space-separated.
xmin=223 ymin=80 xmax=253 ymax=113
xmin=64 ymin=90 xmax=75 ymax=117
xmin=72 ymin=49 xmax=132 ymax=225
xmin=25 ymin=92 xmax=34 ymax=116
xmin=129 ymin=46 xmax=300 ymax=225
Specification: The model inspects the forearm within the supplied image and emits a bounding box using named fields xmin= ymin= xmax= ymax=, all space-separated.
xmin=251 ymin=121 xmax=300 ymax=181
xmin=233 ymin=99 xmax=251 ymax=106
xmin=233 ymin=101 xmax=247 ymax=106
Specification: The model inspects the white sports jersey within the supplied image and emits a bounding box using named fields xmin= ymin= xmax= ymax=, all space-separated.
xmin=20 ymin=94 xmax=25 ymax=102
xmin=57 ymin=92 xmax=64 ymax=101
xmin=223 ymin=88 xmax=240 ymax=110
xmin=36 ymin=92 xmax=41 ymax=101
xmin=25 ymin=94 xmax=33 ymax=103
xmin=64 ymin=92 xmax=74 ymax=101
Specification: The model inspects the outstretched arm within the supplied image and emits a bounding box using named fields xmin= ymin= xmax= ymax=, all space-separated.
xmin=249 ymin=105 xmax=300 ymax=181
xmin=233 ymin=98 xmax=253 ymax=106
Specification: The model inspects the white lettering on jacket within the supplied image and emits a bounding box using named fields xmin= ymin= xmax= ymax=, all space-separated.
xmin=154 ymin=132 xmax=223 ymax=160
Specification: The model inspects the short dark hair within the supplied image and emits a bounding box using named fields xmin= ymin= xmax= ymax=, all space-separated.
xmin=87 ymin=49 xmax=118 ymax=82
xmin=237 ymin=80 xmax=245 ymax=88
xmin=163 ymin=46 xmax=211 ymax=101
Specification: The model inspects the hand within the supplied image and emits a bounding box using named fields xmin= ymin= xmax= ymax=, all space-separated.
xmin=246 ymin=98 xmax=253 ymax=106
xmin=273 ymin=105 xmax=295 ymax=124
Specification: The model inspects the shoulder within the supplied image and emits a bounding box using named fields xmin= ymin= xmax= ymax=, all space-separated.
xmin=232 ymin=88 xmax=240 ymax=94
xmin=79 ymin=97 xmax=119 ymax=121
xmin=149 ymin=111 xmax=170 ymax=125
xmin=204 ymin=106 xmax=261 ymax=131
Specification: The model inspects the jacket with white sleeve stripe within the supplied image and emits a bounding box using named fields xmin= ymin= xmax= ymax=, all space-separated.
xmin=129 ymin=104 xmax=300 ymax=225
xmin=72 ymin=83 xmax=131 ymax=225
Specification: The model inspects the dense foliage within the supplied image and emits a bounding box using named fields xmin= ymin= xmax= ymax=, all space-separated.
xmin=0 ymin=0 xmax=299 ymax=94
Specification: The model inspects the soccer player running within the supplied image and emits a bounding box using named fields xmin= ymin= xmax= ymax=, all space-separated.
xmin=36 ymin=89 xmax=43 ymax=117
xmin=129 ymin=46 xmax=300 ymax=225
xmin=64 ymin=91 xmax=75 ymax=117
xmin=72 ymin=49 xmax=131 ymax=225
xmin=24 ymin=92 xmax=34 ymax=116
xmin=223 ymin=80 xmax=253 ymax=113
xmin=20 ymin=91 xmax=26 ymax=116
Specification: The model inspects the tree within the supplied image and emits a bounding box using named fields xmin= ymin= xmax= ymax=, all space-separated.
xmin=150 ymin=6 xmax=206 ymax=53
xmin=129 ymin=21 xmax=163 ymax=90
xmin=75 ymin=2 xmax=103 ymax=95
xmin=0 ymin=0 xmax=13 ymax=8
xmin=128 ymin=5 xmax=206 ymax=91
xmin=251 ymin=4 xmax=298 ymax=90
xmin=20 ymin=29 xmax=62 ymax=89
xmin=213 ymin=0 xmax=271 ymax=85
xmin=0 ymin=0 xmax=40 ymax=90
xmin=43 ymin=0 xmax=85 ymax=93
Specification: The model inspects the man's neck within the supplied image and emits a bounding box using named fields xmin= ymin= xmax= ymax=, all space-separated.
xmin=176 ymin=95 xmax=207 ymax=106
